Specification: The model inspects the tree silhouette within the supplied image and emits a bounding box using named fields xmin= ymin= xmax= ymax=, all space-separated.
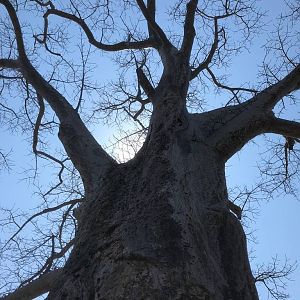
xmin=0 ymin=0 xmax=299 ymax=299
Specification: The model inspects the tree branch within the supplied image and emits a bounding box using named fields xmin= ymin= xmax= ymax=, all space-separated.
xmin=2 ymin=198 xmax=82 ymax=250
xmin=205 ymin=108 xmax=300 ymax=161
xmin=181 ymin=0 xmax=198 ymax=58
xmin=20 ymin=238 xmax=75 ymax=288
xmin=146 ymin=0 xmax=156 ymax=39
xmin=191 ymin=17 xmax=219 ymax=79
xmin=0 ymin=0 xmax=74 ymax=119
xmin=202 ymin=64 xmax=300 ymax=159
xmin=0 ymin=1 xmax=27 ymax=61
xmin=205 ymin=67 xmax=257 ymax=103
xmin=0 ymin=268 xmax=63 ymax=300
xmin=200 ymin=102 xmax=273 ymax=160
xmin=254 ymin=257 xmax=296 ymax=300
xmin=252 ymin=64 xmax=300 ymax=110
xmin=136 ymin=0 xmax=173 ymax=49
xmin=0 ymin=0 xmax=116 ymax=185
xmin=267 ymin=117 xmax=300 ymax=139
xmin=0 ymin=59 xmax=20 ymax=69
xmin=32 ymin=94 xmax=68 ymax=196
xmin=136 ymin=67 xmax=155 ymax=98
xmin=41 ymin=8 xmax=156 ymax=51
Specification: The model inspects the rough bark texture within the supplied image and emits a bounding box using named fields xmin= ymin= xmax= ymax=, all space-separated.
xmin=1 ymin=1 xmax=300 ymax=299
xmin=47 ymin=92 xmax=258 ymax=299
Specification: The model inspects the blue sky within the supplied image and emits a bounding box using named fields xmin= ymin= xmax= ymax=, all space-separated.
xmin=228 ymin=140 xmax=300 ymax=299
xmin=0 ymin=1 xmax=299 ymax=299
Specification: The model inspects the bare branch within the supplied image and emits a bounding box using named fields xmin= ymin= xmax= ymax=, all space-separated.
xmin=190 ymin=18 xmax=219 ymax=79
xmin=74 ymin=44 xmax=90 ymax=112
xmin=205 ymin=67 xmax=257 ymax=102
xmin=267 ymin=117 xmax=300 ymax=139
xmin=207 ymin=63 xmax=300 ymax=159
xmin=0 ymin=59 xmax=20 ymax=70
xmin=32 ymin=94 xmax=68 ymax=196
xmin=0 ymin=1 xmax=74 ymax=119
xmin=2 ymin=198 xmax=82 ymax=250
xmin=41 ymin=7 xmax=155 ymax=51
xmin=0 ymin=0 xmax=116 ymax=183
xmin=136 ymin=67 xmax=155 ymax=99
xmin=0 ymin=148 xmax=11 ymax=171
xmin=253 ymin=64 xmax=300 ymax=110
xmin=202 ymin=102 xmax=273 ymax=160
xmin=181 ymin=0 xmax=198 ymax=58
xmin=20 ymin=238 xmax=74 ymax=288
xmin=0 ymin=268 xmax=63 ymax=300
xmin=146 ymin=0 xmax=156 ymax=39
xmin=136 ymin=0 xmax=173 ymax=49
xmin=0 ymin=1 xmax=27 ymax=61
xmin=254 ymin=256 xmax=297 ymax=300
xmin=31 ymin=0 xmax=55 ymax=9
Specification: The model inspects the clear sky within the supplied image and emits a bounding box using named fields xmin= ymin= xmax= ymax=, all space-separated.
xmin=0 ymin=1 xmax=299 ymax=299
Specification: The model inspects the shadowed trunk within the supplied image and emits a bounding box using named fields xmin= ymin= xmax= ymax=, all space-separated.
xmin=47 ymin=91 xmax=258 ymax=299
xmin=1 ymin=1 xmax=300 ymax=299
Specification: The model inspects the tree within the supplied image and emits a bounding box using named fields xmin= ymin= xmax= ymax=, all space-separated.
xmin=0 ymin=0 xmax=299 ymax=299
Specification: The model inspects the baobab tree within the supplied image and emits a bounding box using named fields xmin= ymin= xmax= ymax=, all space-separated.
xmin=0 ymin=0 xmax=299 ymax=299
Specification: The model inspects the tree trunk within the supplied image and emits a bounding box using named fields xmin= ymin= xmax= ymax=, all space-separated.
xmin=47 ymin=107 xmax=258 ymax=299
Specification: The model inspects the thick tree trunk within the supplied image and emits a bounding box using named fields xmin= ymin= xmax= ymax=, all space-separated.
xmin=47 ymin=109 xmax=258 ymax=299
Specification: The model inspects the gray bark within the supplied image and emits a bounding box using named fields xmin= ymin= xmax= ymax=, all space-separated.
xmin=1 ymin=270 xmax=63 ymax=300
xmin=46 ymin=91 xmax=258 ymax=299
xmin=1 ymin=2 xmax=299 ymax=298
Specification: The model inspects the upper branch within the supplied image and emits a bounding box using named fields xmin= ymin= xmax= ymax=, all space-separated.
xmin=0 ymin=0 xmax=72 ymax=119
xmin=146 ymin=0 xmax=156 ymax=39
xmin=0 ymin=0 xmax=27 ymax=61
xmin=136 ymin=67 xmax=155 ymax=98
xmin=0 ymin=59 xmax=20 ymax=69
xmin=210 ymin=65 xmax=300 ymax=157
xmin=191 ymin=17 xmax=219 ymax=79
xmin=0 ymin=0 xmax=116 ymax=185
xmin=267 ymin=117 xmax=300 ymax=139
xmin=41 ymin=8 xmax=156 ymax=51
xmin=205 ymin=67 xmax=257 ymax=103
xmin=32 ymin=94 xmax=67 ymax=196
xmin=251 ymin=64 xmax=300 ymax=110
xmin=136 ymin=0 xmax=173 ymax=49
xmin=181 ymin=0 xmax=198 ymax=58
xmin=204 ymin=63 xmax=300 ymax=160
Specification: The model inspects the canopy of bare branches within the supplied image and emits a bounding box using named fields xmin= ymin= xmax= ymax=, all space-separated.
xmin=0 ymin=1 xmax=299 ymax=299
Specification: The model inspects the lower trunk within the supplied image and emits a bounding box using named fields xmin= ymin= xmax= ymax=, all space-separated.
xmin=47 ymin=125 xmax=258 ymax=300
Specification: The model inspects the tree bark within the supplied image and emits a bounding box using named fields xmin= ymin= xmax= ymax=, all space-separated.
xmin=47 ymin=99 xmax=258 ymax=299
xmin=1 ymin=2 xmax=299 ymax=299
